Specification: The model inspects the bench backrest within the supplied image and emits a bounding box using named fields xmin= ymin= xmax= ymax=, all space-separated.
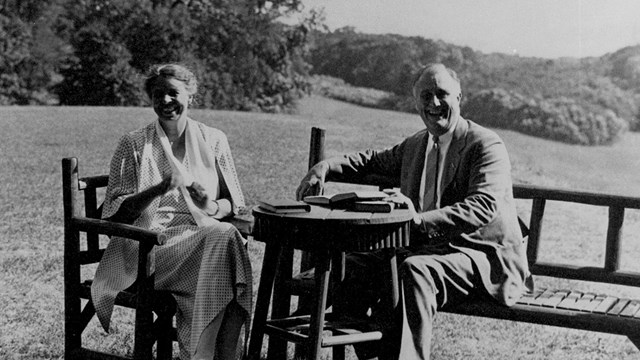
xmin=307 ymin=127 xmax=640 ymax=288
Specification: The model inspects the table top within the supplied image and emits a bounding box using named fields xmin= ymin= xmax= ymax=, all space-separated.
xmin=253 ymin=204 xmax=413 ymax=225
xmin=253 ymin=204 xmax=413 ymax=251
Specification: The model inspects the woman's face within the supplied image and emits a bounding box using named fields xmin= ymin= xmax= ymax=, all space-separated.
xmin=151 ymin=77 xmax=191 ymax=122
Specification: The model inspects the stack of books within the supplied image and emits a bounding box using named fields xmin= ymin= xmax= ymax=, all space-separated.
xmin=303 ymin=190 xmax=399 ymax=213
xmin=258 ymin=199 xmax=311 ymax=214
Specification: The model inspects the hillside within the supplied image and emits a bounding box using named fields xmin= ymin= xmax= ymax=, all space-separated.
xmin=307 ymin=29 xmax=640 ymax=145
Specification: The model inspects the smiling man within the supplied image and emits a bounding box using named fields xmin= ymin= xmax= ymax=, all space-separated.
xmin=296 ymin=63 xmax=532 ymax=359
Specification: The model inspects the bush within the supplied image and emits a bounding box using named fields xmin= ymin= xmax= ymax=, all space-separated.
xmin=464 ymin=88 xmax=628 ymax=145
xmin=0 ymin=15 xmax=35 ymax=104
xmin=55 ymin=25 xmax=144 ymax=106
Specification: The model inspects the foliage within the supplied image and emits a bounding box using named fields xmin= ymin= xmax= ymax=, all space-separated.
xmin=309 ymin=27 xmax=475 ymax=97
xmin=464 ymin=88 xmax=628 ymax=145
xmin=0 ymin=14 xmax=32 ymax=104
xmin=306 ymin=28 xmax=640 ymax=145
xmin=55 ymin=25 xmax=145 ymax=106
xmin=1 ymin=0 xmax=315 ymax=111
xmin=308 ymin=75 xmax=394 ymax=109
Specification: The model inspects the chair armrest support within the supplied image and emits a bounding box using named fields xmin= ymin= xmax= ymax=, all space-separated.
xmin=72 ymin=217 xmax=165 ymax=246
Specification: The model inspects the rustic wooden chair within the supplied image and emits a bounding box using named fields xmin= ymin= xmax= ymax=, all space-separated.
xmin=62 ymin=157 xmax=177 ymax=359
xmin=63 ymin=156 xmax=254 ymax=359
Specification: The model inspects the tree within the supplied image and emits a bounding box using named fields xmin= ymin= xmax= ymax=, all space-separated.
xmin=55 ymin=25 xmax=144 ymax=106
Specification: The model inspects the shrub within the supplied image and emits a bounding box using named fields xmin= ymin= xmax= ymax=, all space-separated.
xmin=55 ymin=25 xmax=144 ymax=106
xmin=465 ymin=88 xmax=627 ymax=145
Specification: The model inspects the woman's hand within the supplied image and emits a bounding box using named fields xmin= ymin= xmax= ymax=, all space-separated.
xmin=187 ymin=181 xmax=219 ymax=215
xmin=159 ymin=171 xmax=186 ymax=194
xmin=296 ymin=161 xmax=329 ymax=200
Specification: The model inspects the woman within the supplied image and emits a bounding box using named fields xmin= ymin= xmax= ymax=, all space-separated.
xmin=91 ymin=64 xmax=252 ymax=360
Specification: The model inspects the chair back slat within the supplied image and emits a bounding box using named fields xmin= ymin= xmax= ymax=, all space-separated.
xmin=84 ymin=188 xmax=100 ymax=254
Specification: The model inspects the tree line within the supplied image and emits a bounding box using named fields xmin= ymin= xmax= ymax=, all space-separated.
xmin=3 ymin=2 xmax=640 ymax=145
xmin=0 ymin=0 xmax=317 ymax=112
xmin=307 ymin=27 xmax=640 ymax=145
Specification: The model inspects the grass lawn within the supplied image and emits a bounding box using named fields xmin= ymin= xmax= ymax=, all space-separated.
xmin=2 ymin=95 xmax=640 ymax=359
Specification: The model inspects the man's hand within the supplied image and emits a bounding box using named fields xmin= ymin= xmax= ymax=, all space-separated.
xmin=384 ymin=189 xmax=421 ymax=226
xmin=296 ymin=161 xmax=329 ymax=200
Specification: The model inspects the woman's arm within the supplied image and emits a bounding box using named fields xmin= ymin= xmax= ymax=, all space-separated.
xmin=106 ymin=179 xmax=169 ymax=224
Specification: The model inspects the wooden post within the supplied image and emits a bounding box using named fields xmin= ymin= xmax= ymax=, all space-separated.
xmin=527 ymin=198 xmax=546 ymax=268
xmin=309 ymin=127 xmax=326 ymax=170
xmin=62 ymin=158 xmax=81 ymax=358
xmin=301 ymin=127 xmax=326 ymax=273
xmin=605 ymin=206 xmax=624 ymax=272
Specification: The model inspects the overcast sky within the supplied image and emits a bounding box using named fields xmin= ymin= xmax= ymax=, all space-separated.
xmin=295 ymin=0 xmax=640 ymax=59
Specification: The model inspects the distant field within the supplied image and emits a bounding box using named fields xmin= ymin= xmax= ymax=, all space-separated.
xmin=2 ymin=95 xmax=640 ymax=359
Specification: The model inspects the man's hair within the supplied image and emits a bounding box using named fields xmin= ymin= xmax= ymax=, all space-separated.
xmin=144 ymin=64 xmax=198 ymax=99
xmin=411 ymin=63 xmax=460 ymax=90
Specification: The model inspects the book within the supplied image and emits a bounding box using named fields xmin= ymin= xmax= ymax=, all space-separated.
xmin=352 ymin=200 xmax=395 ymax=213
xmin=258 ymin=199 xmax=311 ymax=214
xmin=303 ymin=190 xmax=389 ymax=206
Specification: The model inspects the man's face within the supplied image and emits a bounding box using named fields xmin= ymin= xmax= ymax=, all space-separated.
xmin=413 ymin=67 xmax=462 ymax=136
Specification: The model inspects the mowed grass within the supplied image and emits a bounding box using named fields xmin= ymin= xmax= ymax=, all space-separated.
xmin=2 ymin=95 xmax=640 ymax=359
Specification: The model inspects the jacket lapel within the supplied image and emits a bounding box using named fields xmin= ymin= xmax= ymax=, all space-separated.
xmin=441 ymin=118 xmax=468 ymax=193
xmin=407 ymin=130 xmax=429 ymax=206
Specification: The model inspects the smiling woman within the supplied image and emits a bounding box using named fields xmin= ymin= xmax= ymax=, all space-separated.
xmin=90 ymin=63 xmax=253 ymax=360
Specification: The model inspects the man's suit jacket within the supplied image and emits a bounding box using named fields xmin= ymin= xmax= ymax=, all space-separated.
xmin=325 ymin=118 xmax=532 ymax=306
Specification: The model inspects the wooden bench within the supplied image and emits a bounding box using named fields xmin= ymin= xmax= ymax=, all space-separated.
xmin=297 ymin=127 xmax=640 ymax=354
xmin=62 ymin=157 xmax=253 ymax=360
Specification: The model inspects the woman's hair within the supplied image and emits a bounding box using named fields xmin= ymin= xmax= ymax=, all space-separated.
xmin=144 ymin=64 xmax=198 ymax=99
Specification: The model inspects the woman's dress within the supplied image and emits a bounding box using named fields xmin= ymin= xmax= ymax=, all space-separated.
xmin=91 ymin=121 xmax=252 ymax=359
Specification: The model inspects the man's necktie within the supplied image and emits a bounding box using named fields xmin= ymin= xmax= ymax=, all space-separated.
xmin=423 ymin=136 xmax=440 ymax=211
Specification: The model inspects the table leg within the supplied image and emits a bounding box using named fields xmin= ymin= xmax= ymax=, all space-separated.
xmin=306 ymin=250 xmax=331 ymax=360
xmin=267 ymin=245 xmax=294 ymax=360
xmin=248 ymin=241 xmax=282 ymax=360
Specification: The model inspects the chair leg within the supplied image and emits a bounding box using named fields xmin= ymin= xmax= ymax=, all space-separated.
xmin=155 ymin=314 xmax=174 ymax=360
xmin=134 ymin=308 xmax=154 ymax=359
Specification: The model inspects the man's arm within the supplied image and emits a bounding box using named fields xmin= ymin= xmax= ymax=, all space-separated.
xmin=296 ymin=141 xmax=406 ymax=200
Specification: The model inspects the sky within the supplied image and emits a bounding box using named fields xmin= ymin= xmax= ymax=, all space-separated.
xmin=293 ymin=0 xmax=640 ymax=59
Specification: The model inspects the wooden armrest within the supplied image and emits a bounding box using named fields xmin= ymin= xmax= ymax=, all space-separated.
xmin=72 ymin=217 xmax=165 ymax=246
xmin=224 ymin=209 xmax=255 ymax=238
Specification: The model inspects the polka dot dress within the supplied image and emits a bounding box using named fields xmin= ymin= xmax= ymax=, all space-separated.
xmin=91 ymin=121 xmax=252 ymax=359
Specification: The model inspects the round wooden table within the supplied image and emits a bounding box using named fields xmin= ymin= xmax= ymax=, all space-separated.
xmin=248 ymin=205 xmax=413 ymax=360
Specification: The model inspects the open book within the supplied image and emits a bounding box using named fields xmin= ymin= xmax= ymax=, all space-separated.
xmin=303 ymin=190 xmax=389 ymax=207
xmin=258 ymin=199 xmax=311 ymax=214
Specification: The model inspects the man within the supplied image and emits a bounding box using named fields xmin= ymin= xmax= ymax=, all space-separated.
xmin=296 ymin=63 xmax=532 ymax=359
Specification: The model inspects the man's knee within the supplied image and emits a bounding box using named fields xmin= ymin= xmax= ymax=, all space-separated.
xmin=400 ymin=256 xmax=436 ymax=282
xmin=400 ymin=256 xmax=440 ymax=301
